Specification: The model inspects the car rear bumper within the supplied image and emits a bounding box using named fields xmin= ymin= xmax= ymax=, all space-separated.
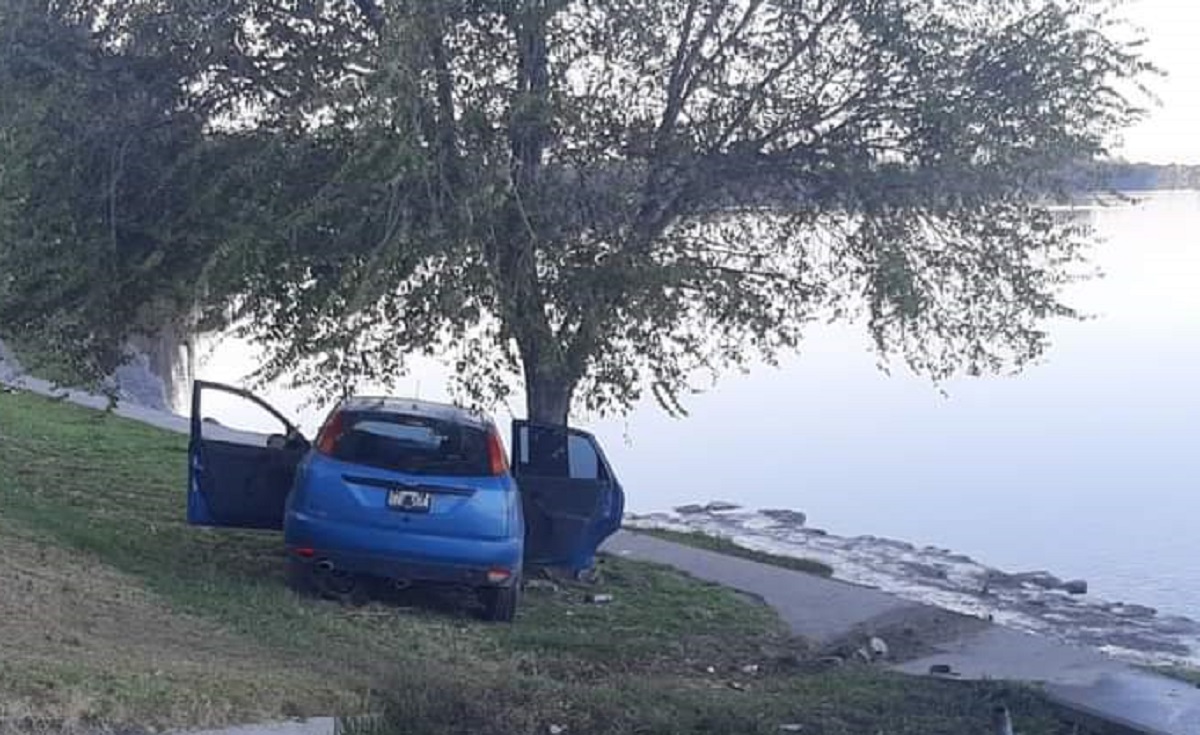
xmin=284 ymin=510 xmax=523 ymax=587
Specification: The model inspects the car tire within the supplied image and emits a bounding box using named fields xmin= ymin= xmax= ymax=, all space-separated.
xmin=286 ymin=557 xmax=317 ymax=597
xmin=480 ymin=581 xmax=520 ymax=623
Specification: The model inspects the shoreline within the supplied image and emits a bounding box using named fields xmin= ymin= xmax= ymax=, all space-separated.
xmin=627 ymin=503 xmax=1200 ymax=669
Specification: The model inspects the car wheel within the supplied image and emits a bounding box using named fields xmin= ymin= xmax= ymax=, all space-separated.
xmin=286 ymin=557 xmax=316 ymax=597
xmin=480 ymin=581 xmax=521 ymax=623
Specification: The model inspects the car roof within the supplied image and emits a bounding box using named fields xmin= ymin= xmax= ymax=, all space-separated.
xmin=337 ymin=396 xmax=490 ymax=428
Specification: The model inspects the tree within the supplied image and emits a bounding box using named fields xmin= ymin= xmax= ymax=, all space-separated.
xmin=225 ymin=0 xmax=1148 ymax=425
xmin=0 ymin=0 xmax=217 ymax=379
xmin=0 ymin=0 xmax=377 ymax=380
xmin=2 ymin=0 xmax=1151 ymax=426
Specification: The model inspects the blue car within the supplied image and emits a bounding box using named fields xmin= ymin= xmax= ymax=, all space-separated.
xmin=186 ymin=381 xmax=624 ymax=621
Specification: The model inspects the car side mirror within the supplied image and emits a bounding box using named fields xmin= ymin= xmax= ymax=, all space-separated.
xmin=266 ymin=434 xmax=289 ymax=450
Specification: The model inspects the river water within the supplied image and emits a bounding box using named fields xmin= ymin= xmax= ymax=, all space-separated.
xmin=195 ymin=192 xmax=1200 ymax=631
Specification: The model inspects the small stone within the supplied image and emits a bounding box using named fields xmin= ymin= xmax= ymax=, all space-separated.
xmin=548 ymin=725 xmax=567 ymax=735
xmin=868 ymin=636 xmax=889 ymax=659
xmin=1109 ymin=602 xmax=1156 ymax=618
xmin=761 ymin=509 xmax=807 ymax=526
xmin=853 ymin=647 xmax=872 ymax=664
xmin=585 ymin=593 xmax=613 ymax=604
xmin=727 ymin=681 xmax=747 ymax=691
xmin=902 ymin=562 xmax=949 ymax=580
xmin=778 ymin=725 xmax=804 ymax=733
xmin=575 ymin=567 xmax=600 ymax=584
xmin=1022 ymin=571 xmax=1065 ymax=591
xmin=704 ymin=500 xmax=742 ymax=512
xmin=1062 ymin=579 xmax=1088 ymax=595
xmin=740 ymin=664 xmax=760 ymax=674
xmin=705 ymin=666 xmax=716 ymax=674
xmin=525 ymin=579 xmax=559 ymax=592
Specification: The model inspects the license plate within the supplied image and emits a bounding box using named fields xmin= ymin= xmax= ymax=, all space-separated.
xmin=387 ymin=489 xmax=432 ymax=512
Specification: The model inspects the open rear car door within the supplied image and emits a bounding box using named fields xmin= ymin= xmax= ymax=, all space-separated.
xmin=188 ymin=380 xmax=308 ymax=530
xmin=511 ymin=421 xmax=625 ymax=574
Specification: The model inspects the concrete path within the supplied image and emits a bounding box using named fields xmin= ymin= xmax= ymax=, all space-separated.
xmin=603 ymin=527 xmax=923 ymax=643
xmin=179 ymin=719 xmax=337 ymax=735
xmin=0 ymin=348 xmax=270 ymax=446
xmin=604 ymin=530 xmax=1200 ymax=735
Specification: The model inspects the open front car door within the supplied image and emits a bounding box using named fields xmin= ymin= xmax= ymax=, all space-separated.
xmin=188 ymin=380 xmax=308 ymax=530
xmin=511 ymin=421 xmax=625 ymax=575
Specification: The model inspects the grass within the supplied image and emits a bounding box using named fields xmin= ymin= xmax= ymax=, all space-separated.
xmin=1151 ymin=666 xmax=1200 ymax=687
xmin=0 ymin=388 xmax=1093 ymax=734
xmin=637 ymin=527 xmax=835 ymax=577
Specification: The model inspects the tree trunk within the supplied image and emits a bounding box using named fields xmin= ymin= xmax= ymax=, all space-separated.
xmin=525 ymin=365 xmax=574 ymax=426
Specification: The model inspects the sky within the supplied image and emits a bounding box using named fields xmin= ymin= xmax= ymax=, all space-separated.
xmin=1118 ymin=0 xmax=1200 ymax=163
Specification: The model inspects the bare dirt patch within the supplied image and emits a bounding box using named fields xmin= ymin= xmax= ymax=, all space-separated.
xmin=821 ymin=604 xmax=992 ymax=664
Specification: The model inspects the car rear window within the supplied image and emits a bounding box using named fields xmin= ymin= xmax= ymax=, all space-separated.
xmin=331 ymin=412 xmax=490 ymax=476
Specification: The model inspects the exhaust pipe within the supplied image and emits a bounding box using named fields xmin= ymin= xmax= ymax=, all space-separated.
xmin=313 ymin=559 xmax=358 ymax=599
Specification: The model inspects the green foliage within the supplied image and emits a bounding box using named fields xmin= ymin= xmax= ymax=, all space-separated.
xmin=0 ymin=2 xmax=217 ymax=382
xmin=0 ymin=0 xmax=1154 ymax=423
xmin=0 ymin=0 xmax=378 ymax=384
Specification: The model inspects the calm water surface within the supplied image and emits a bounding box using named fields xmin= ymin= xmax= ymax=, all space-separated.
xmin=197 ymin=192 xmax=1200 ymax=619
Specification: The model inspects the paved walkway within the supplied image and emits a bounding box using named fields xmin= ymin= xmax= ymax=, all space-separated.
xmin=0 ymin=345 xmax=268 ymax=446
xmin=605 ymin=531 xmax=1200 ymax=735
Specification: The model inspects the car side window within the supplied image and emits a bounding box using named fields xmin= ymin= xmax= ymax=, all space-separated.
xmin=567 ymin=434 xmax=599 ymax=480
xmin=518 ymin=425 xmax=608 ymax=481
xmin=196 ymin=385 xmax=292 ymax=447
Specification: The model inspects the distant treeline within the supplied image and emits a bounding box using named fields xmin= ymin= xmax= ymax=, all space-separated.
xmin=1077 ymin=162 xmax=1200 ymax=191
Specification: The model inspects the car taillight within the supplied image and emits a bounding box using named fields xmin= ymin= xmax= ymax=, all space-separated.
xmin=315 ymin=410 xmax=345 ymax=455
xmin=486 ymin=429 xmax=509 ymax=476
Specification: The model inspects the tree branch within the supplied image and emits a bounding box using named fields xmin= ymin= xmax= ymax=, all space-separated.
xmin=656 ymin=0 xmax=729 ymax=148
xmin=711 ymin=0 xmax=853 ymax=152
xmin=425 ymin=12 xmax=462 ymax=192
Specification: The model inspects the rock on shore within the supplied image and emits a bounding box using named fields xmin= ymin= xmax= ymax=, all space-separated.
xmin=626 ymin=504 xmax=1200 ymax=668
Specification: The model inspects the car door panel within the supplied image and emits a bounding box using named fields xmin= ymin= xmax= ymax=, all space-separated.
xmin=511 ymin=421 xmax=624 ymax=572
xmin=188 ymin=380 xmax=307 ymax=530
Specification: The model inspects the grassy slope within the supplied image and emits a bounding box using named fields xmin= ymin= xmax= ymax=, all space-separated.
xmin=0 ymin=390 xmax=1085 ymax=734
xmin=636 ymin=528 xmax=834 ymax=577
xmin=1152 ymin=666 xmax=1200 ymax=687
